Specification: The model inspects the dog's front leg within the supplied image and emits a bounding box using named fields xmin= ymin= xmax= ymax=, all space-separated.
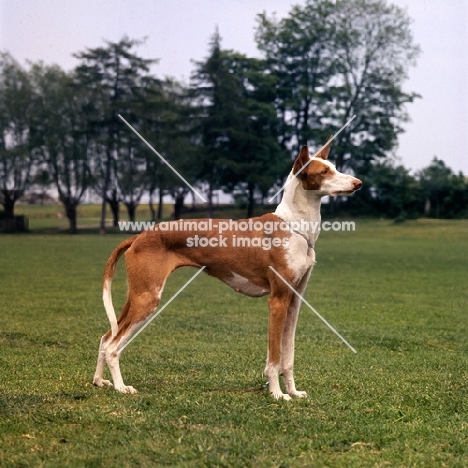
xmin=281 ymin=298 xmax=306 ymax=398
xmin=264 ymin=288 xmax=293 ymax=401
xmin=281 ymin=268 xmax=311 ymax=398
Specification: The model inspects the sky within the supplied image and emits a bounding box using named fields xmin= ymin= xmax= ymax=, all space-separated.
xmin=1 ymin=0 xmax=467 ymax=175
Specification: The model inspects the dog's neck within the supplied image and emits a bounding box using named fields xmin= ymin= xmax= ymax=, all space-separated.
xmin=274 ymin=172 xmax=322 ymax=248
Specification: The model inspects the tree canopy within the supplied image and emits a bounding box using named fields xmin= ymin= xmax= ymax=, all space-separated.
xmin=0 ymin=0 xmax=466 ymax=230
xmin=256 ymin=0 xmax=421 ymax=176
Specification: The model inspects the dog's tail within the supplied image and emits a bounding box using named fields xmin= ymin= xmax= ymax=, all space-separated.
xmin=102 ymin=235 xmax=138 ymax=337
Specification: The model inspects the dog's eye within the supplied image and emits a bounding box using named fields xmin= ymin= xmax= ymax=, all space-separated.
xmin=321 ymin=168 xmax=329 ymax=175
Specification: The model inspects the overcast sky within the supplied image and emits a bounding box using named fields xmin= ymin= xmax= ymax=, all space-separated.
xmin=1 ymin=0 xmax=467 ymax=175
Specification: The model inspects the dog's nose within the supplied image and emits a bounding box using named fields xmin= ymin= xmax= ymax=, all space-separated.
xmin=354 ymin=179 xmax=362 ymax=190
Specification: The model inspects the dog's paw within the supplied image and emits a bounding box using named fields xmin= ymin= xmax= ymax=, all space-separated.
xmin=270 ymin=391 xmax=292 ymax=401
xmin=115 ymin=385 xmax=138 ymax=394
xmin=93 ymin=378 xmax=113 ymax=388
xmin=290 ymin=390 xmax=307 ymax=398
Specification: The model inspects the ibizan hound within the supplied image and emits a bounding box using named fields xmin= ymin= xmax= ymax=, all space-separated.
xmin=93 ymin=140 xmax=362 ymax=400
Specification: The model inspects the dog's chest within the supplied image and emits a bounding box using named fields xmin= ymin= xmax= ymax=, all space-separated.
xmin=284 ymin=236 xmax=316 ymax=284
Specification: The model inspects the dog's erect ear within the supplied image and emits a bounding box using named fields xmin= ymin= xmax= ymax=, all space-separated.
xmin=292 ymin=145 xmax=310 ymax=177
xmin=316 ymin=135 xmax=333 ymax=160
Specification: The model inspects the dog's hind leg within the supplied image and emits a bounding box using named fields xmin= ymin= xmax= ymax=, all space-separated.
xmin=93 ymin=299 xmax=131 ymax=389
xmin=280 ymin=268 xmax=312 ymax=398
xmin=104 ymin=289 xmax=162 ymax=394
xmin=93 ymin=300 xmax=131 ymax=390
xmin=93 ymin=333 xmax=114 ymax=388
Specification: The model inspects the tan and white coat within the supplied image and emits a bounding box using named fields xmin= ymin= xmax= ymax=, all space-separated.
xmin=93 ymin=140 xmax=362 ymax=400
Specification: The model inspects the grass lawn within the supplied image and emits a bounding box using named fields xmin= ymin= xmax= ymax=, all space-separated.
xmin=0 ymin=218 xmax=467 ymax=466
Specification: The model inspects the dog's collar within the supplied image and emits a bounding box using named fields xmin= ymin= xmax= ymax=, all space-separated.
xmin=290 ymin=227 xmax=315 ymax=250
xmin=276 ymin=217 xmax=315 ymax=250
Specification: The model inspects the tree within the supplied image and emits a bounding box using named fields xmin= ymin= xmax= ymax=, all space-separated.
xmin=365 ymin=160 xmax=421 ymax=218
xmin=417 ymin=158 xmax=468 ymax=219
xmin=192 ymin=31 xmax=289 ymax=217
xmin=0 ymin=53 xmax=35 ymax=218
xmin=136 ymin=77 xmax=199 ymax=221
xmin=256 ymin=0 xmax=420 ymax=182
xmin=112 ymin=124 xmax=148 ymax=223
xmin=256 ymin=1 xmax=337 ymax=150
xmin=132 ymin=80 xmax=168 ymax=222
xmin=74 ymin=37 xmax=158 ymax=230
xmin=328 ymin=0 xmax=420 ymax=174
xmin=30 ymin=64 xmax=90 ymax=233
xmin=191 ymin=29 xmax=236 ymax=217
xmin=216 ymin=53 xmax=289 ymax=217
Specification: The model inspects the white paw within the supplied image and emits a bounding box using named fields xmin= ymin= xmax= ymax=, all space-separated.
xmin=290 ymin=390 xmax=307 ymax=398
xmin=115 ymin=385 xmax=138 ymax=394
xmin=270 ymin=391 xmax=292 ymax=401
xmin=93 ymin=378 xmax=113 ymax=388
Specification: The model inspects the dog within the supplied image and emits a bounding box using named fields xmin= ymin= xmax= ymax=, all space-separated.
xmin=93 ymin=139 xmax=362 ymax=400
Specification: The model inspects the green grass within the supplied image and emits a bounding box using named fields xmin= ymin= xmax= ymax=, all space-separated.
xmin=0 ymin=219 xmax=467 ymax=466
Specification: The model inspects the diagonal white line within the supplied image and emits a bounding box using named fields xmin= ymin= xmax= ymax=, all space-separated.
xmin=119 ymin=266 xmax=206 ymax=354
xmin=118 ymin=114 xmax=207 ymax=202
xmin=268 ymin=115 xmax=356 ymax=203
xmin=268 ymin=266 xmax=357 ymax=353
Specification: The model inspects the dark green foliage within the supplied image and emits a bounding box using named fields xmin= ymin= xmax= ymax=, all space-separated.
xmin=0 ymin=53 xmax=35 ymax=217
xmin=0 ymin=3 xmax=466 ymax=226
xmin=348 ymin=160 xmax=423 ymax=219
xmin=346 ymin=158 xmax=468 ymax=219
xmin=256 ymin=0 xmax=421 ymax=174
xmin=418 ymin=157 xmax=468 ymax=219
xmin=29 ymin=63 xmax=91 ymax=233
xmin=191 ymin=30 xmax=289 ymax=217
xmin=73 ymin=36 xmax=159 ymax=229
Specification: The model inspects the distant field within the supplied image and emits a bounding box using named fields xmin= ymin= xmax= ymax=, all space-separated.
xmin=0 ymin=217 xmax=467 ymax=466
xmin=13 ymin=203 xmax=272 ymax=232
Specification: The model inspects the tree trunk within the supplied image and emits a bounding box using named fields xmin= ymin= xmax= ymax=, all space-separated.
xmin=125 ymin=202 xmax=137 ymax=223
xmin=149 ymin=189 xmax=156 ymax=222
xmin=207 ymin=182 xmax=214 ymax=218
xmin=158 ymin=189 xmax=164 ymax=220
xmin=99 ymin=198 xmax=107 ymax=235
xmin=2 ymin=192 xmax=16 ymax=218
xmin=173 ymin=193 xmax=185 ymax=220
xmin=100 ymin=151 xmax=113 ymax=235
xmin=424 ymin=198 xmax=431 ymax=216
xmin=106 ymin=189 xmax=120 ymax=227
xmin=247 ymin=183 xmax=255 ymax=218
xmin=63 ymin=201 xmax=78 ymax=234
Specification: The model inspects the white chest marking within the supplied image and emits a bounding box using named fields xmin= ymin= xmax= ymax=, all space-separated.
xmin=284 ymin=235 xmax=316 ymax=284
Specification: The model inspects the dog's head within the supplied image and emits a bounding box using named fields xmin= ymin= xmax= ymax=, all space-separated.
xmin=292 ymin=138 xmax=362 ymax=197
